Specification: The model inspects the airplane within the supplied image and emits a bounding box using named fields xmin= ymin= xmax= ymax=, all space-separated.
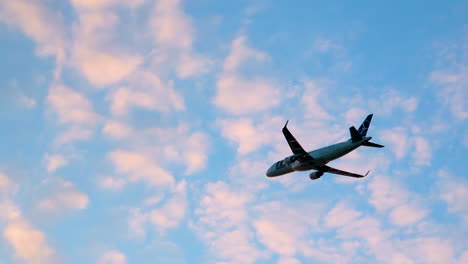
xmin=266 ymin=114 xmax=384 ymax=180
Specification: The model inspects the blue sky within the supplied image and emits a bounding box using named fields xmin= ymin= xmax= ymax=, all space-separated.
xmin=0 ymin=0 xmax=467 ymax=263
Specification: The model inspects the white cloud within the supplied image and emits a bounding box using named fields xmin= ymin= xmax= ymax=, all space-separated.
xmin=400 ymin=237 xmax=455 ymax=264
xmin=194 ymin=182 xmax=264 ymax=264
xmin=0 ymin=172 xmax=17 ymax=195
xmin=98 ymin=176 xmax=126 ymax=191
xmin=72 ymin=45 xmax=142 ymax=86
xmin=47 ymin=84 xmax=100 ymax=125
xmin=4 ymin=219 xmax=56 ymax=264
xmin=37 ymin=180 xmax=89 ymax=212
xmin=18 ymin=94 xmax=36 ymax=109
xmin=128 ymin=181 xmax=187 ymax=237
xmin=0 ymin=0 xmax=65 ymax=61
xmin=436 ymin=171 xmax=468 ymax=220
xmin=44 ymin=153 xmax=68 ymax=173
xmin=109 ymin=71 xmax=185 ymax=116
xmin=366 ymin=176 xmax=428 ymax=226
xmin=370 ymin=90 xmax=418 ymax=116
xmin=71 ymin=0 xmax=144 ymax=10
xmin=214 ymin=74 xmax=280 ymax=115
xmin=430 ymin=67 xmax=467 ymax=120
xmin=55 ymin=126 xmax=94 ymax=145
xmin=412 ymin=136 xmax=431 ymax=166
xmin=390 ymin=204 xmax=427 ymax=226
xmin=97 ymin=250 xmax=127 ymax=264
xmin=131 ymin=124 xmax=209 ymax=175
xmin=108 ymin=150 xmax=174 ymax=187
xmin=223 ymin=35 xmax=268 ymax=72
xmin=214 ymin=36 xmax=280 ymax=115
xmin=324 ymin=202 xmax=362 ymax=228
xmin=301 ymin=80 xmax=333 ymax=120
xmin=0 ymin=172 xmax=56 ymax=264
xmin=69 ymin=3 xmax=144 ymax=87
xmin=150 ymin=0 xmax=210 ymax=78
xmin=148 ymin=180 xmax=187 ymax=230
xmin=380 ymin=127 xmax=409 ymax=160
xmin=102 ymin=120 xmax=133 ymax=139
xmin=218 ymin=116 xmax=283 ymax=155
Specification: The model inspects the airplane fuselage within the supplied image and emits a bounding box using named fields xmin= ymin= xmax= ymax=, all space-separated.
xmin=266 ymin=137 xmax=371 ymax=177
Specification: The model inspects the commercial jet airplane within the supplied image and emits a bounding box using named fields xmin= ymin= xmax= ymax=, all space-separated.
xmin=266 ymin=114 xmax=384 ymax=180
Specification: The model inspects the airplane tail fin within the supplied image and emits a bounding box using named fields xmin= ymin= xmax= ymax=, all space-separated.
xmin=349 ymin=126 xmax=363 ymax=141
xmin=357 ymin=114 xmax=373 ymax=137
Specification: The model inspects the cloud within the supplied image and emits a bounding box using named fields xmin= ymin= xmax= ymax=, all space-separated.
xmin=380 ymin=127 xmax=410 ymax=160
xmin=194 ymin=182 xmax=264 ymax=264
xmin=71 ymin=0 xmax=144 ymax=10
xmin=436 ymin=171 xmax=468 ymax=221
xmin=431 ymin=69 xmax=468 ymax=120
xmin=102 ymin=120 xmax=133 ymax=139
xmin=148 ymin=180 xmax=187 ymax=230
xmin=55 ymin=126 xmax=94 ymax=145
xmin=389 ymin=204 xmax=427 ymax=226
xmin=37 ymin=180 xmax=89 ymax=212
xmin=69 ymin=2 xmax=144 ymax=87
xmin=130 ymin=124 xmax=209 ymax=175
xmin=218 ymin=116 xmax=283 ymax=155
xmin=108 ymin=71 xmax=185 ymax=116
xmin=150 ymin=0 xmax=210 ymax=78
xmin=97 ymin=250 xmax=127 ymax=264
xmin=0 ymin=172 xmax=56 ymax=264
xmin=370 ymin=90 xmax=418 ymax=116
xmin=0 ymin=0 xmax=65 ymax=60
xmin=324 ymin=202 xmax=362 ymax=228
xmin=98 ymin=176 xmax=126 ymax=191
xmin=253 ymin=201 xmax=321 ymax=258
xmin=223 ymin=35 xmax=268 ymax=72
xmin=44 ymin=154 xmax=68 ymax=173
xmin=213 ymin=36 xmax=280 ymax=115
xmin=4 ymin=219 xmax=56 ymax=264
xmin=400 ymin=237 xmax=455 ymax=264
xmin=128 ymin=181 xmax=187 ymax=237
xmin=412 ymin=136 xmax=431 ymax=166
xmin=72 ymin=45 xmax=142 ymax=86
xmin=47 ymin=84 xmax=100 ymax=125
xmin=18 ymin=94 xmax=37 ymax=109
xmin=366 ymin=176 xmax=428 ymax=226
xmin=108 ymin=150 xmax=174 ymax=187
xmin=300 ymin=80 xmax=333 ymax=120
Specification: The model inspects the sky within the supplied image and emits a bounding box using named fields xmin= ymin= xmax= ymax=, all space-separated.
xmin=0 ymin=0 xmax=467 ymax=263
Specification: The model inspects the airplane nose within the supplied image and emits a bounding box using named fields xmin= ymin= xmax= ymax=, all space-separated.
xmin=266 ymin=164 xmax=275 ymax=177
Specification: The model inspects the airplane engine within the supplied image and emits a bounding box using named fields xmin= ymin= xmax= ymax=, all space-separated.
xmin=309 ymin=171 xmax=324 ymax=180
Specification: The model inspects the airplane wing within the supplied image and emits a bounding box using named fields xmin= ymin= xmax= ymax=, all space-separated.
xmin=320 ymin=165 xmax=370 ymax=178
xmin=282 ymin=121 xmax=315 ymax=162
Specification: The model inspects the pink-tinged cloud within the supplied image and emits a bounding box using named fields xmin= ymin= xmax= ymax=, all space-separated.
xmin=109 ymin=71 xmax=185 ymax=116
xmin=150 ymin=0 xmax=210 ymax=78
xmin=44 ymin=153 xmax=68 ymax=173
xmin=4 ymin=219 xmax=56 ymax=264
xmin=47 ymin=84 xmax=100 ymax=125
xmin=0 ymin=0 xmax=65 ymax=60
xmin=72 ymin=46 xmax=142 ymax=86
xmin=97 ymin=250 xmax=127 ymax=264
xmin=37 ymin=180 xmax=89 ymax=212
xmin=108 ymin=150 xmax=174 ymax=187
xmin=194 ymin=182 xmax=264 ymax=264
xmin=71 ymin=0 xmax=144 ymax=10
xmin=301 ymin=80 xmax=333 ymax=120
xmin=214 ymin=36 xmax=279 ymax=115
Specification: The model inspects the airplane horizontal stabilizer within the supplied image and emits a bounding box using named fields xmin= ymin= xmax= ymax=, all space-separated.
xmin=362 ymin=141 xmax=385 ymax=148
xmin=349 ymin=126 xmax=363 ymax=141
